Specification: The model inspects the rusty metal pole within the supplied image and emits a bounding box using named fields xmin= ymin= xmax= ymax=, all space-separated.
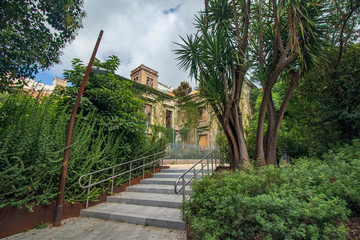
xmin=53 ymin=30 xmax=103 ymax=227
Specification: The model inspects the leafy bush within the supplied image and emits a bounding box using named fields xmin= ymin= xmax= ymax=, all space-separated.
xmin=317 ymin=139 xmax=360 ymax=214
xmin=0 ymin=90 xmax=166 ymax=210
xmin=185 ymin=141 xmax=360 ymax=239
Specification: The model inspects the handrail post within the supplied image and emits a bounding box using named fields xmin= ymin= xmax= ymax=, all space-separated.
xmin=86 ymin=174 xmax=92 ymax=209
xmin=111 ymin=167 xmax=115 ymax=195
xmin=153 ymin=155 xmax=155 ymax=174
xmin=143 ymin=158 xmax=145 ymax=179
xmin=182 ymin=176 xmax=185 ymax=202
xmin=211 ymin=155 xmax=214 ymax=172
xmin=207 ymin=158 xmax=210 ymax=173
xmin=129 ymin=161 xmax=132 ymax=186
xmin=215 ymin=152 xmax=217 ymax=167
xmin=201 ymin=161 xmax=204 ymax=176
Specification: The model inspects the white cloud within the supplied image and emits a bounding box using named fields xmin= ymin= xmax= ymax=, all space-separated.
xmin=36 ymin=0 xmax=204 ymax=89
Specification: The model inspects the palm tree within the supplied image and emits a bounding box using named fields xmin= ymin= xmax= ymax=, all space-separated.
xmin=175 ymin=0 xmax=251 ymax=169
xmin=176 ymin=0 xmax=328 ymax=168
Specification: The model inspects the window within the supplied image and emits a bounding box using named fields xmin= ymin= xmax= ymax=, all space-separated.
xmin=145 ymin=104 xmax=152 ymax=124
xmin=166 ymin=110 xmax=172 ymax=128
xmin=147 ymin=77 xmax=153 ymax=87
xmin=199 ymin=108 xmax=208 ymax=121
xmin=134 ymin=76 xmax=138 ymax=82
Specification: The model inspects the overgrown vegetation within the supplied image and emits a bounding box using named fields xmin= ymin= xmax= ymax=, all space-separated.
xmin=0 ymin=56 xmax=167 ymax=210
xmin=175 ymin=0 xmax=360 ymax=168
xmin=276 ymin=45 xmax=360 ymax=158
xmin=185 ymin=140 xmax=360 ymax=239
xmin=177 ymin=99 xmax=201 ymax=129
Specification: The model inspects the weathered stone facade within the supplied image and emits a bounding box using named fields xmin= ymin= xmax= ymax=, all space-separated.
xmin=130 ymin=65 xmax=254 ymax=148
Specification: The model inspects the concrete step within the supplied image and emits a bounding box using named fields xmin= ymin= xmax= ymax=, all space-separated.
xmin=154 ymin=172 xmax=211 ymax=180
xmin=126 ymin=183 xmax=193 ymax=195
xmin=81 ymin=202 xmax=185 ymax=230
xmin=163 ymin=159 xmax=200 ymax=165
xmin=107 ymin=192 xmax=184 ymax=208
xmin=160 ymin=168 xmax=213 ymax=174
xmin=140 ymin=178 xmax=185 ymax=185
xmin=160 ymin=168 xmax=189 ymax=173
xmin=154 ymin=172 xmax=195 ymax=179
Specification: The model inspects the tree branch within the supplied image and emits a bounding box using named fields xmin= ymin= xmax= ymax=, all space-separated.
xmin=276 ymin=71 xmax=300 ymax=132
xmin=222 ymin=70 xmax=231 ymax=122
xmin=335 ymin=0 xmax=360 ymax=69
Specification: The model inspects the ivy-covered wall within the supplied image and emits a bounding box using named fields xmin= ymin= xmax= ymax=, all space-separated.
xmin=122 ymin=75 xmax=255 ymax=146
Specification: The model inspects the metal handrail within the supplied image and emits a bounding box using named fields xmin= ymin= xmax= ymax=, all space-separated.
xmin=174 ymin=149 xmax=218 ymax=202
xmin=79 ymin=151 xmax=167 ymax=208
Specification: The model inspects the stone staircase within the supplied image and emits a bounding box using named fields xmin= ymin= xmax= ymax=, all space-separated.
xmin=80 ymin=166 xmax=212 ymax=230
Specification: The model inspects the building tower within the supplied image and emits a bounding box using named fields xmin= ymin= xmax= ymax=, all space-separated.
xmin=130 ymin=64 xmax=159 ymax=89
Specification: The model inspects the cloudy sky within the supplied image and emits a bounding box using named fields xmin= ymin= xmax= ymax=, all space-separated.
xmin=35 ymin=0 xmax=204 ymax=89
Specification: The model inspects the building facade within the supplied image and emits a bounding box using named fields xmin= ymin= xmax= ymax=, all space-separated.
xmin=21 ymin=77 xmax=67 ymax=97
xmin=130 ymin=65 xmax=254 ymax=151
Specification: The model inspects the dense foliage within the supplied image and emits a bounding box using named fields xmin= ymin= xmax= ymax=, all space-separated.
xmin=0 ymin=56 xmax=167 ymax=210
xmin=268 ymin=44 xmax=360 ymax=159
xmin=61 ymin=56 xmax=150 ymax=152
xmin=175 ymin=0 xmax=339 ymax=167
xmin=185 ymin=140 xmax=360 ymax=239
xmin=243 ymin=44 xmax=360 ymax=161
xmin=0 ymin=94 xmax=111 ymax=208
xmin=0 ymin=0 xmax=85 ymax=91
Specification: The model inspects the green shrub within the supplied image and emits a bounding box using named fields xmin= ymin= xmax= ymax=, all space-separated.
xmin=185 ymin=145 xmax=360 ymax=240
xmin=317 ymin=139 xmax=360 ymax=214
xmin=0 ymin=92 xmax=166 ymax=210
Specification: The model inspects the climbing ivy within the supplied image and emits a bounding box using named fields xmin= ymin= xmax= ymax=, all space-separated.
xmin=126 ymin=77 xmax=175 ymax=101
xmin=177 ymin=96 xmax=202 ymax=128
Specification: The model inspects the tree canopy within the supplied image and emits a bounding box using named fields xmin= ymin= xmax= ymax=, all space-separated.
xmin=172 ymin=81 xmax=192 ymax=97
xmin=175 ymin=0 xmax=360 ymax=168
xmin=272 ymin=44 xmax=360 ymax=158
xmin=0 ymin=0 xmax=85 ymax=91
xmin=61 ymin=56 xmax=147 ymax=141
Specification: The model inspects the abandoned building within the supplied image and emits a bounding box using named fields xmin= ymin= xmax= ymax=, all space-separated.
xmin=129 ymin=64 xmax=254 ymax=156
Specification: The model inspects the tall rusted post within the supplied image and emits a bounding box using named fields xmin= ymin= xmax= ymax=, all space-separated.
xmin=53 ymin=30 xmax=104 ymax=227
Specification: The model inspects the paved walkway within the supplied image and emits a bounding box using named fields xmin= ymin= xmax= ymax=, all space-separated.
xmin=4 ymin=217 xmax=186 ymax=240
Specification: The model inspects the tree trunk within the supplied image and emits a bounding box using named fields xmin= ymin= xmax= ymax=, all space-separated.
xmin=264 ymin=129 xmax=278 ymax=165
xmin=217 ymin=106 xmax=250 ymax=169
xmin=260 ymin=71 xmax=300 ymax=165
xmin=254 ymin=84 xmax=272 ymax=166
